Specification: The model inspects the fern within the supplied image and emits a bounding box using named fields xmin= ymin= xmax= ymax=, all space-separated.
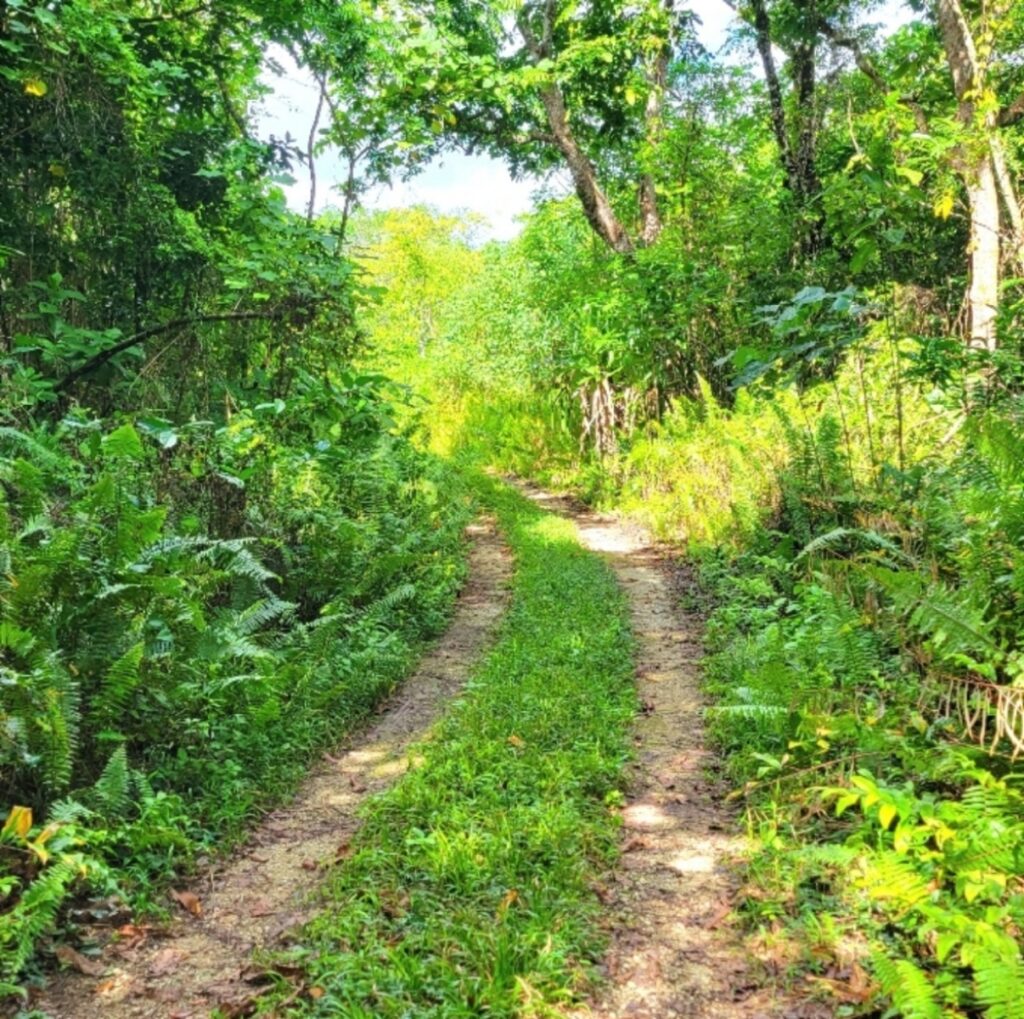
xmin=973 ymin=950 xmax=1024 ymax=1019
xmin=92 ymin=642 xmax=144 ymax=727
xmin=0 ymin=622 xmax=80 ymax=794
xmin=868 ymin=567 xmax=998 ymax=667
xmin=799 ymin=525 xmax=913 ymax=564
xmin=871 ymin=953 xmax=944 ymax=1019
xmin=859 ymin=852 xmax=934 ymax=908
xmin=39 ymin=674 xmax=79 ymax=794
xmin=371 ymin=582 xmax=418 ymax=613
xmin=232 ymin=596 xmax=294 ymax=637
xmin=910 ymin=583 xmax=996 ymax=661
xmin=90 ymin=745 xmax=132 ymax=818
xmin=46 ymin=799 xmax=95 ymax=824
xmin=0 ymin=855 xmax=100 ymax=983
xmin=0 ymin=426 xmax=66 ymax=471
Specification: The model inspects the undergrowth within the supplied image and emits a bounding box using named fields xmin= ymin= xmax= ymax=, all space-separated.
xmin=417 ymin=300 xmax=1024 ymax=1017
xmin=259 ymin=474 xmax=636 ymax=1018
xmin=0 ymin=377 xmax=472 ymax=996
xmin=698 ymin=401 xmax=1024 ymax=1018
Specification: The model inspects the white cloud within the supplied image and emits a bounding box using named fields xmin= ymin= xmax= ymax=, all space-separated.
xmin=365 ymin=155 xmax=538 ymax=241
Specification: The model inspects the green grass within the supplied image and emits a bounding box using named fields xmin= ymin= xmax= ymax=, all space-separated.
xmin=259 ymin=474 xmax=637 ymax=1018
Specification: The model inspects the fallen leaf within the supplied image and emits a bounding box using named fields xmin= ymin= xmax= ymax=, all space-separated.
xmin=705 ymin=899 xmax=734 ymax=930
xmin=148 ymin=947 xmax=186 ymax=977
xmin=115 ymin=922 xmax=152 ymax=945
xmin=622 ymin=835 xmax=649 ymax=852
xmin=55 ymin=944 xmax=106 ymax=977
xmin=309 ymin=987 xmax=326 ymax=999
xmin=507 ymin=733 xmax=525 ymax=748
xmin=169 ymin=889 xmax=203 ymax=917
xmin=497 ymin=888 xmax=519 ymax=915
xmin=806 ymin=973 xmax=876 ymax=1004
xmin=300 ymin=858 xmax=319 ymax=871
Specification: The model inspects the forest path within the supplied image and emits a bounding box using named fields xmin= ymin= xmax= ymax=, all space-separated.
xmin=32 ymin=519 xmax=512 ymax=1019
xmin=518 ymin=484 xmax=787 ymax=1019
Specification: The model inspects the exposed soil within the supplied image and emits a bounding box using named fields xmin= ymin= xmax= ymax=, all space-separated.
xmin=30 ymin=519 xmax=512 ymax=1019
xmin=518 ymin=484 xmax=799 ymax=1019
xmin=30 ymin=489 xmax=820 ymax=1019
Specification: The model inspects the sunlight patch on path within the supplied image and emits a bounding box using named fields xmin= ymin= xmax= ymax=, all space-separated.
xmin=516 ymin=483 xmax=788 ymax=1019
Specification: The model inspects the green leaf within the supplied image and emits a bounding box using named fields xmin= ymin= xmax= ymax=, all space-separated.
xmin=102 ymin=423 xmax=144 ymax=461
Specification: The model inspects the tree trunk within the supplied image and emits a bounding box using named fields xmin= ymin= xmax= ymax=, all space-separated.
xmin=749 ymin=0 xmax=794 ymax=183
xmin=747 ymin=0 xmax=822 ymax=259
xmin=990 ymin=136 xmax=1024 ymax=274
xmin=935 ymin=0 xmax=1003 ymax=349
xmin=791 ymin=38 xmax=823 ymax=256
xmin=638 ymin=35 xmax=669 ymax=246
xmin=966 ymin=153 xmax=1000 ymax=351
xmin=539 ymin=85 xmax=635 ymax=254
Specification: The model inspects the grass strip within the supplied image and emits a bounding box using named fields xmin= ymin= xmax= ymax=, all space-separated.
xmin=260 ymin=474 xmax=637 ymax=1018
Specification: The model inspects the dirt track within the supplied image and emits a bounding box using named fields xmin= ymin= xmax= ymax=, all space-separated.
xmin=32 ymin=520 xmax=511 ymax=1019
xmin=521 ymin=486 xmax=788 ymax=1019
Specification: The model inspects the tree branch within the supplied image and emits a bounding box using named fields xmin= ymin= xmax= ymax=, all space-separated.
xmin=998 ymin=92 xmax=1024 ymax=127
xmin=307 ymin=71 xmax=329 ymax=223
xmin=54 ymin=311 xmax=281 ymax=393
xmin=747 ymin=0 xmax=795 ymax=184
xmin=516 ymin=10 xmax=543 ymax=61
xmin=812 ymin=15 xmax=930 ymax=133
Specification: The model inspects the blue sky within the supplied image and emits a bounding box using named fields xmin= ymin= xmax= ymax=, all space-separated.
xmin=255 ymin=1 xmax=911 ymax=240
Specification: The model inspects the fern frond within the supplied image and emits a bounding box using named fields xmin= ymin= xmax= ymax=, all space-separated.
xmin=800 ymin=526 xmax=913 ymax=563
xmin=871 ymin=952 xmax=943 ymax=1019
xmin=859 ymin=852 xmax=933 ymax=908
xmin=90 ymin=746 xmax=131 ymax=819
xmin=0 ymin=855 xmax=100 ymax=981
xmin=910 ymin=583 xmax=996 ymax=659
xmin=973 ymin=950 xmax=1024 ymax=1019
xmin=92 ymin=642 xmax=144 ymax=727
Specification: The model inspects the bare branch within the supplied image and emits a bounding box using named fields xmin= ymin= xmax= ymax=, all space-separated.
xmin=55 ymin=311 xmax=283 ymax=393
xmin=307 ymin=71 xmax=329 ymax=223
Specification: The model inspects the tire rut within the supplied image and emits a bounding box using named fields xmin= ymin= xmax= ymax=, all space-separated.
xmin=518 ymin=484 xmax=788 ymax=1019
xmin=32 ymin=519 xmax=512 ymax=1019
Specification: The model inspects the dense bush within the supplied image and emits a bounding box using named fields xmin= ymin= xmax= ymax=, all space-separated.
xmin=698 ymin=400 xmax=1024 ymax=1017
xmin=0 ymin=377 xmax=471 ymax=991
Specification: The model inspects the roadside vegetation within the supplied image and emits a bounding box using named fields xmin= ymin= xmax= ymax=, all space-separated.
xmin=4 ymin=0 xmax=1024 ymax=1016
xmin=0 ymin=3 xmax=471 ymax=997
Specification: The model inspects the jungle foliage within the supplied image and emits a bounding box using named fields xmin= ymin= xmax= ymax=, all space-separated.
xmin=350 ymin=1 xmax=1024 ymax=1013
xmin=0 ymin=0 xmax=471 ymax=994
xmin=3 ymin=0 xmax=1024 ymax=1015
